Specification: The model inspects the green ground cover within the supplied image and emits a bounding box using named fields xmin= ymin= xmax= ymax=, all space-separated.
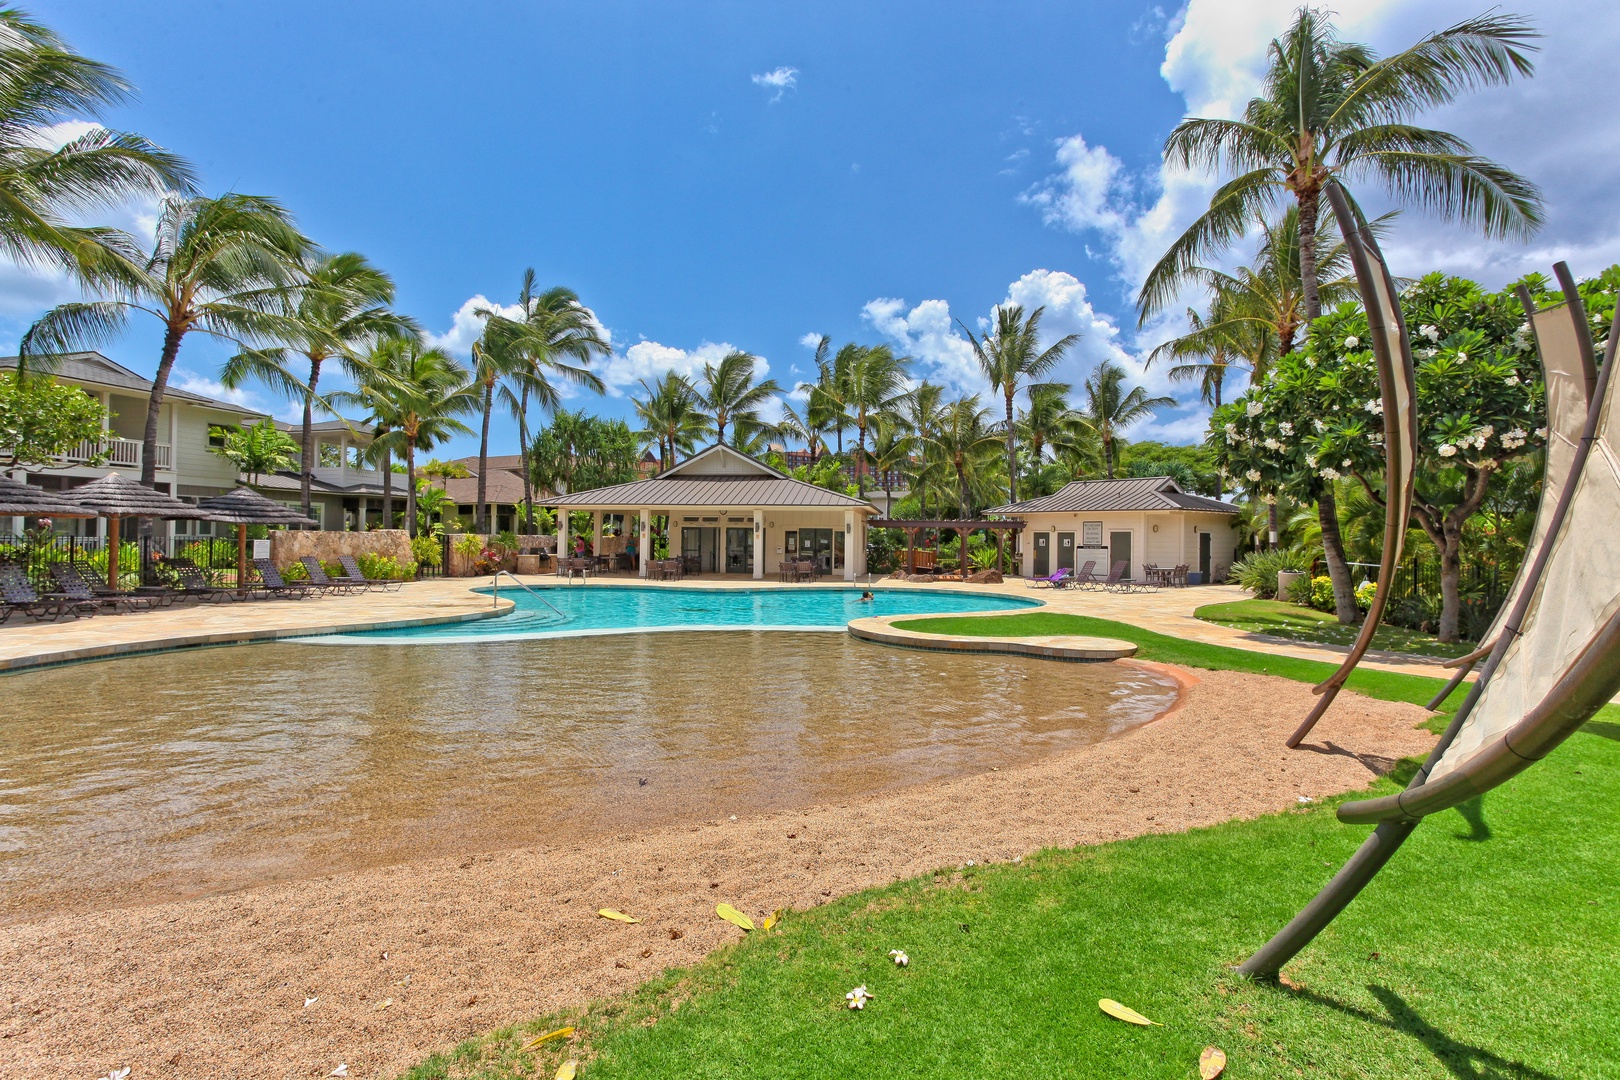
xmin=1193 ymin=599 xmax=1473 ymax=660
xmin=401 ymin=615 xmax=1620 ymax=1080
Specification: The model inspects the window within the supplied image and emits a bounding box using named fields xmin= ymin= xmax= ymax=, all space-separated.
xmin=207 ymin=426 xmax=228 ymax=449
xmin=318 ymin=443 xmax=341 ymax=468
xmin=346 ymin=445 xmax=364 ymax=469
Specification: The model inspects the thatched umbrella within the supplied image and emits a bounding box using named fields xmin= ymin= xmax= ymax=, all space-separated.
xmin=0 ymin=475 xmax=98 ymax=519
xmin=196 ymin=487 xmax=319 ymax=591
xmin=60 ymin=473 xmax=218 ymax=587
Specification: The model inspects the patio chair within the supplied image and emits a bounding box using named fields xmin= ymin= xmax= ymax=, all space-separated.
xmin=301 ymin=556 xmax=365 ymax=595
xmin=1025 ymin=566 xmax=1072 ymax=589
xmin=563 ymin=557 xmax=591 ymax=582
xmin=1067 ymin=560 xmax=1098 ymax=589
xmin=252 ymin=557 xmax=319 ymax=599
xmin=1173 ymin=564 xmax=1189 ymax=587
xmin=337 ymin=555 xmax=404 ymax=593
xmin=661 ymin=558 xmax=684 ymax=581
xmin=48 ymin=562 xmax=155 ymax=613
xmin=0 ymin=561 xmax=96 ymax=621
xmin=1098 ymin=560 xmax=1134 ymax=593
xmin=166 ymin=559 xmax=241 ymax=603
xmin=74 ymin=560 xmax=175 ymax=608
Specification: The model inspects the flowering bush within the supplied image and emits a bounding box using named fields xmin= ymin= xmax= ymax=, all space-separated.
xmin=1308 ymin=575 xmax=1337 ymax=613
xmin=357 ymin=553 xmax=416 ymax=581
xmin=1355 ymin=580 xmax=1378 ymax=609
xmin=410 ymin=533 xmax=442 ymax=568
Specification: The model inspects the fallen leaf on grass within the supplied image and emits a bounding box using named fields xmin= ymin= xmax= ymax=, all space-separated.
xmin=556 ymin=1060 xmax=578 ymax=1079
xmin=762 ymin=908 xmax=784 ymax=931
xmin=1200 ymin=1045 xmax=1227 ymax=1078
xmin=1099 ymin=999 xmax=1160 ymax=1026
xmin=715 ymin=903 xmax=755 ymax=931
xmin=521 ymin=1026 xmax=575 ymax=1051
xmin=598 ymin=908 xmax=640 ymax=923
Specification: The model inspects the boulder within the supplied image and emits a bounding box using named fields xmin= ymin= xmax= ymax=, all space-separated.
xmin=966 ymin=568 xmax=1005 ymax=584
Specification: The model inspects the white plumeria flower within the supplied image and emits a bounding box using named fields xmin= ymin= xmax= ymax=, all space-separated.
xmin=1320 ymin=467 xmax=1340 ymax=480
xmin=1278 ymin=421 xmax=1294 ymax=435
xmin=1224 ymin=422 xmax=1238 ymax=436
xmin=1343 ymin=335 xmax=1360 ymax=349
xmin=1342 ymin=459 xmax=1353 ymax=468
xmin=1420 ymin=324 xmax=1440 ymax=342
xmin=98 ymin=1070 xmax=131 ymax=1080
xmin=1364 ymin=399 xmax=1383 ymax=415
xmin=1505 ymin=375 xmax=1520 ymax=386
xmin=1246 ymin=400 xmax=1264 ymax=417
xmin=1262 ymin=437 xmax=1281 ymax=450
xmin=1305 ymin=454 xmax=1318 ymax=468
xmin=889 ymin=949 xmax=910 ymax=967
xmin=1438 ymin=444 xmax=1458 ymax=458
xmin=1535 ymin=427 xmax=1548 ymax=440
xmin=1261 ymin=493 xmax=1277 ymax=505
xmin=1245 ymin=469 xmax=1262 ymax=482
xmin=331 ymin=1067 xmax=350 ymax=1079
xmin=846 ymin=985 xmax=874 ymax=1010
xmin=1313 ymin=419 xmax=1326 ymax=432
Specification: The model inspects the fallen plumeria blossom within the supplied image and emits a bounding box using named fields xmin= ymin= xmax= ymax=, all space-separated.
xmin=97 ymin=1070 xmax=131 ymax=1080
xmin=330 ymin=1066 xmax=349 ymax=1078
xmin=889 ymin=949 xmax=909 ymax=967
xmin=304 ymin=995 xmax=318 ymax=1007
xmin=846 ymin=985 xmax=874 ymax=1010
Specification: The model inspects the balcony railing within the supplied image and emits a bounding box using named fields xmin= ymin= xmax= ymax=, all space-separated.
xmin=59 ymin=436 xmax=171 ymax=470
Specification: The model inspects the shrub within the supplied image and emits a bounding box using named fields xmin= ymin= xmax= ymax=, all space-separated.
xmin=453 ymin=533 xmax=483 ymax=559
xmin=1228 ymin=548 xmax=1310 ymax=599
xmin=83 ymin=541 xmax=142 ymax=589
xmin=357 ymin=552 xmax=416 ymax=581
xmin=1355 ymin=580 xmax=1378 ymax=609
xmin=1309 ymin=575 xmax=1337 ymax=612
xmin=1285 ymin=574 xmax=1315 ymax=605
xmin=410 ymin=534 xmax=443 ymax=568
xmin=281 ymin=560 xmax=309 ymax=581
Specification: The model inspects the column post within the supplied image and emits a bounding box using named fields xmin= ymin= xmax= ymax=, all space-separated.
xmin=592 ymin=510 xmax=603 ymax=555
xmin=843 ymin=509 xmax=856 ymax=581
xmin=557 ymin=507 xmax=569 ymax=573
xmin=639 ymin=507 xmax=650 ymax=578
xmin=752 ymin=508 xmax=764 ymax=580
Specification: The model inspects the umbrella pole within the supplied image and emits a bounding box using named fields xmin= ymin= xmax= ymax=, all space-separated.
xmin=106 ymin=514 xmax=121 ymax=589
xmin=237 ymin=523 xmax=247 ymax=596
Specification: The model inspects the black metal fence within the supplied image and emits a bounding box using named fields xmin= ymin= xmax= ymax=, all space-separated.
xmin=0 ymin=533 xmax=244 ymax=591
xmin=1341 ymin=553 xmax=1510 ymax=639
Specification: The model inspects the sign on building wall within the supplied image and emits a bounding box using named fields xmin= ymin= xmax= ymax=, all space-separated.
xmin=1082 ymin=521 xmax=1103 ymax=547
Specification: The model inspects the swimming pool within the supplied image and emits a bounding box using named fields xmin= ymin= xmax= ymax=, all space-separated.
xmin=302 ymin=584 xmax=1040 ymax=644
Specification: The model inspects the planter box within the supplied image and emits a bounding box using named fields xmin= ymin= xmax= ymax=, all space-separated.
xmin=515 ymin=553 xmax=543 ymax=575
xmin=1276 ymin=569 xmax=1308 ymax=603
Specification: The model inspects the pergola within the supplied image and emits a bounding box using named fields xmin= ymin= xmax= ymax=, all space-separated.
xmin=868 ymin=518 xmax=1026 ymax=575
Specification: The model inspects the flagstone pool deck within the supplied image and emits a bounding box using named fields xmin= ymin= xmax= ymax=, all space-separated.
xmin=0 ymin=574 xmax=1462 ymax=677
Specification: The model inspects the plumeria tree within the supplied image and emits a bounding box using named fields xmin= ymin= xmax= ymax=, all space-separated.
xmin=1211 ymin=269 xmax=1605 ymax=639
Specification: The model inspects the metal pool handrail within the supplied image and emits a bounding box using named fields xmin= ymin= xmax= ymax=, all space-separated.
xmin=490 ymin=570 xmax=568 ymax=620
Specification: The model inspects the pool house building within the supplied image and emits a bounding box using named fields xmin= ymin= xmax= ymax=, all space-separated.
xmin=540 ymin=444 xmax=880 ymax=579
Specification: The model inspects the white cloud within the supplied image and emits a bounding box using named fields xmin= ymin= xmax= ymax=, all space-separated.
xmin=593 ymin=339 xmax=766 ymax=399
xmin=424 ymin=294 xmax=523 ymax=357
xmin=798 ymin=331 xmax=824 ymax=349
xmin=750 ymin=66 xmax=798 ymax=103
xmin=1020 ymin=134 xmax=1130 ymax=237
xmin=171 ymin=367 xmax=285 ymax=418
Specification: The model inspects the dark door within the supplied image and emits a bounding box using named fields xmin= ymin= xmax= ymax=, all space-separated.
xmin=1056 ymin=532 xmax=1075 ymax=571
xmin=1110 ymin=530 xmax=1133 ymax=580
xmin=1033 ymin=533 xmax=1050 ymax=577
xmin=682 ymin=527 xmax=719 ymax=572
xmin=725 ymin=527 xmax=753 ymax=574
xmin=1199 ymin=532 xmax=1212 ymax=581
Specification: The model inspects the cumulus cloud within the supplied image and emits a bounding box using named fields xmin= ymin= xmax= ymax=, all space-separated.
xmin=751 ymin=66 xmax=798 ymax=103
xmin=798 ymin=331 xmax=824 ymax=349
xmin=593 ymin=339 xmax=767 ymax=400
xmin=170 ymin=367 xmax=289 ymax=419
xmin=423 ymin=295 xmax=524 ymax=357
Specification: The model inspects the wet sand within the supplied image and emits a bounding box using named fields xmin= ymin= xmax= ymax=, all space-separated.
xmin=0 ymin=666 xmax=1433 ymax=1079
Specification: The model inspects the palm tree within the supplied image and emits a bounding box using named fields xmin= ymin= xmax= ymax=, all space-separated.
xmin=1076 ymin=360 xmax=1175 ymax=479
xmin=221 ymin=251 xmax=415 ymax=519
xmin=207 ymin=418 xmax=299 ymax=484
xmin=632 ymin=371 xmax=706 ymax=470
xmin=1139 ymin=8 xmax=1541 ymax=326
xmin=801 ymin=336 xmax=850 ymax=456
xmin=696 ymin=350 xmax=779 ymax=447
xmin=917 ymin=395 xmax=1003 ymax=519
xmin=345 ymin=338 xmax=477 ymax=538
xmin=1015 ymin=382 xmax=1079 ymax=470
xmin=0 ymin=8 xmax=194 ymax=368
xmin=23 ymin=194 xmax=311 ymax=517
xmin=839 ymin=344 xmax=910 ymax=495
xmin=960 ymin=304 xmax=1080 ymax=503
xmin=478 ymin=273 xmax=607 ymax=531
xmin=865 ymin=415 xmax=914 ymax=516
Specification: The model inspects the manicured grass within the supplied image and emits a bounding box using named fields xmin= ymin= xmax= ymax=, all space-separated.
xmin=404 ymin=720 xmax=1620 ymax=1080
xmin=1193 ymin=599 xmax=1472 ymax=660
xmin=891 ymin=611 xmax=1463 ymax=712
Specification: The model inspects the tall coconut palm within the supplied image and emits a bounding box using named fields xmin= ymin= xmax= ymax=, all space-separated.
xmin=800 ymin=336 xmax=850 ymax=456
xmin=1015 ymin=381 xmax=1079 ymax=471
xmin=344 ymin=338 xmax=477 ymax=538
xmin=23 ymin=194 xmax=312 ymax=517
xmin=960 ymin=305 xmax=1080 ymax=504
xmin=221 ymin=251 xmax=416 ymax=519
xmin=696 ymin=350 xmax=779 ymax=447
xmin=0 ymin=8 xmax=194 ymax=368
xmin=865 ymin=415 xmax=914 ymax=516
xmin=1076 ymin=360 xmax=1175 ymax=479
xmin=1139 ymin=8 xmax=1541 ymax=326
xmin=839 ymin=344 xmax=910 ymax=495
xmin=479 ymin=273 xmax=607 ymax=532
xmin=632 ymin=371 xmax=706 ymax=470
xmin=917 ymin=395 xmax=1003 ymax=519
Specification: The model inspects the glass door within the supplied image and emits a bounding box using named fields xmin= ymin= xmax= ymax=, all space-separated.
xmin=725 ymin=527 xmax=753 ymax=574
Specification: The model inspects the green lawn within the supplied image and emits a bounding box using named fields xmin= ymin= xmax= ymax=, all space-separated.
xmin=400 ymin=615 xmax=1620 ymax=1079
xmin=1193 ymin=599 xmax=1473 ymax=660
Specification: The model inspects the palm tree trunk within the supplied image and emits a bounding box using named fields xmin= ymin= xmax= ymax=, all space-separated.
xmin=405 ymin=440 xmax=418 ymax=540
xmin=138 ymin=321 xmax=186 ymax=539
xmin=300 ymin=356 xmax=322 ymax=521
xmin=476 ymin=382 xmax=493 ymax=534
xmin=381 ymin=445 xmax=393 ymax=530
xmin=855 ymin=421 xmax=867 ymax=497
xmin=1267 ymin=501 xmax=1279 ymax=548
xmin=1317 ymin=483 xmax=1357 ymax=623
xmin=517 ymin=384 xmax=534 ymax=534
xmin=1298 ymin=187 xmax=1323 ymax=322
xmin=1005 ymin=389 xmax=1017 ymax=504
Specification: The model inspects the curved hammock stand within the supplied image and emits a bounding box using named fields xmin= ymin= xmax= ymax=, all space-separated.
xmin=1240 ymin=190 xmax=1620 ymax=979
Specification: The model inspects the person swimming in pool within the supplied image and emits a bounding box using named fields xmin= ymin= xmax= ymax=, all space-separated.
xmin=860 ymin=590 xmax=874 ymax=601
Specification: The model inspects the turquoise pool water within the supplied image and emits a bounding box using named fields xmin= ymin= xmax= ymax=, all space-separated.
xmin=304 ymin=584 xmax=1040 ymax=644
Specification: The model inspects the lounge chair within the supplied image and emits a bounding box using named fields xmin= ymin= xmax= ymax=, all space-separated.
xmin=1026 ymin=566 xmax=1072 ymax=589
xmin=1098 ymin=560 xmax=1138 ymax=593
xmin=1067 ymin=560 xmax=1098 ymax=589
xmin=300 ymin=556 xmax=365 ymax=595
xmin=166 ymin=559 xmax=241 ymax=602
xmin=78 ymin=561 xmax=176 ymax=607
xmin=48 ymin=562 xmax=156 ymax=613
xmin=252 ymin=557 xmax=318 ymax=599
xmin=0 ymin=561 xmax=96 ymax=621
xmin=336 ymin=555 xmax=403 ymax=592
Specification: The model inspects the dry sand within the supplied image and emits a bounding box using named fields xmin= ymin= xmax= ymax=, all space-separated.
xmin=0 ymin=666 xmax=1434 ymax=1079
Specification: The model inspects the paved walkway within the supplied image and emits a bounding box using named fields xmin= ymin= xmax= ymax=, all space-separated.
xmin=0 ymin=571 xmax=1457 ymax=681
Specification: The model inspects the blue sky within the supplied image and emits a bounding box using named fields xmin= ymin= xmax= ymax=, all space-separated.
xmin=6 ymin=1 xmax=1619 ymax=459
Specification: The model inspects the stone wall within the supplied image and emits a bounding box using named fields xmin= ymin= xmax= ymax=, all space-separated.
xmin=269 ymin=529 xmax=412 ymax=570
